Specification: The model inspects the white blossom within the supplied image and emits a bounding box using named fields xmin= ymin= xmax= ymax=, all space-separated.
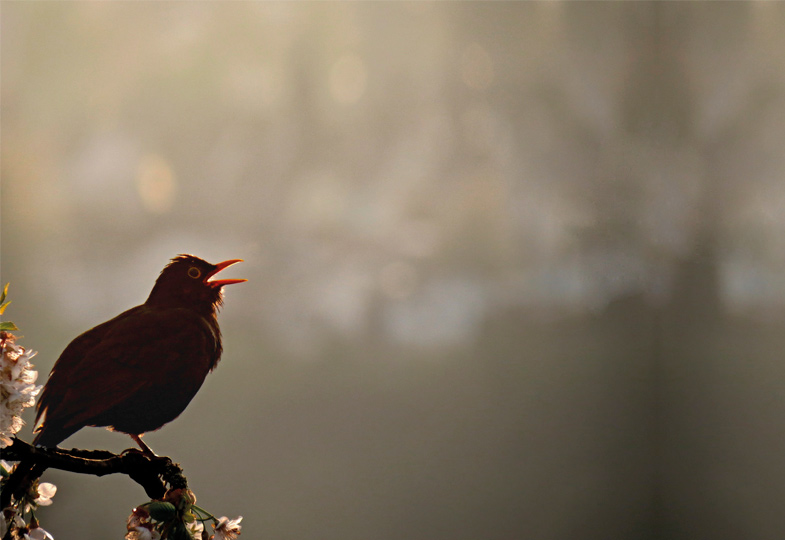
xmin=187 ymin=519 xmax=204 ymax=539
xmin=125 ymin=526 xmax=161 ymax=540
xmin=0 ymin=332 xmax=41 ymax=447
xmin=212 ymin=516 xmax=242 ymax=540
xmin=34 ymin=483 xmax=57 ymax=507
xmin=24 ymin=526 xmax=54 ymax=540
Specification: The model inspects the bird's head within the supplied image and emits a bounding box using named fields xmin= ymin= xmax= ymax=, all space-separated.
xmin=146 ymin=254 xmax=246 ymax=312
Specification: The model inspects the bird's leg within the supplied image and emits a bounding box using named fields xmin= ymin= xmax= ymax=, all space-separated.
xmin=130 ymin=434 xmax=157 ymax=456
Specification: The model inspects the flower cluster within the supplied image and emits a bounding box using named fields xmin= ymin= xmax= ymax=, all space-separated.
xmin=126 ymin=489 xmax=241 ymax=540
xmin=0 ymin=285 xmax=56 ymax=539
xmin=0 ymin=331 xmax=42 ymax=448
xmin=0 ymin=460 xmax=56 ymax=540
xmin=0 ymin=284 xmax=42 ymax=448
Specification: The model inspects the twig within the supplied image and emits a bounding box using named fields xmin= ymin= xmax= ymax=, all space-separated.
xmin=0 ymin=437 xmax=188 ymax=509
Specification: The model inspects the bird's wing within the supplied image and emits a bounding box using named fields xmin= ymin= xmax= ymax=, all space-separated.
xmin=35 ymin=306 xmax=218 ymax=438
xmin=34 ymin=305 xmax=144 ymax=427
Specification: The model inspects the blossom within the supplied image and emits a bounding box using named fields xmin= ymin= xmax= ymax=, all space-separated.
xmin=24 ymin=526 xmax=54 ymax=540
xmin=0 ymin=332 xmax=41 ymax=447
xmin=22 ymin=481 xmax=58 ymax=515
xmin=125 ymin=526 xmax=160 ymax=540
xmin=212 ymin=516 xmax=242 ymax=540
xmin=125 ymin=507 xmax=161 ymax=540
xmin=187 ymin=519 xmax=205 ymax=540
xmin=34 ymin=483 xmax=57 ymax=507
xmin=127 ymin=507 xmax=152 ymax=530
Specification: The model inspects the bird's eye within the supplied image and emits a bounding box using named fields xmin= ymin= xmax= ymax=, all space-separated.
xmin=187 ymin=267 xmax=202 ymax=279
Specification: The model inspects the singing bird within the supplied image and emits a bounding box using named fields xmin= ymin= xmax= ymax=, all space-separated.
xmin=33 ymin=255 xmax=246 ymax=453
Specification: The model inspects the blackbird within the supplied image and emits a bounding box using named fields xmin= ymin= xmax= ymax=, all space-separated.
xmin=33 ymin=254 xmax=246 ymax=453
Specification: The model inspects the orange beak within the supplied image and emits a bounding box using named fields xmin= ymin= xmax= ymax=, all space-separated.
xmin=206 ymin=259 xmax=247 ymax=288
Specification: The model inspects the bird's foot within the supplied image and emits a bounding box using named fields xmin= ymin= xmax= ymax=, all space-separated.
xmin=129 ymin=434 xmax=157 ymax=457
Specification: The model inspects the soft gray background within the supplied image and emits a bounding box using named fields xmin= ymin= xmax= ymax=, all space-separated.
xmin=3 ymin=2 xmax=785 ymax=539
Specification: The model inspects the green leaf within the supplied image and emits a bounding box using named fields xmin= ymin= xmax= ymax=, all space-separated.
xmin=0 ymin=283 xmax=10 ymax=315
xmin=168 ymin=523 xmax=192 ymax=540
xmin=0 ymin=322 xmax=18 ymax=332
xmin=146 ymin=501 xmax=177 ymax=522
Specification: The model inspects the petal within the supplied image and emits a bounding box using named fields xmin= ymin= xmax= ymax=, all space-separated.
xmin=25 ymin=527 xmax=54 ymax=540
xmin=37 ymin=483 xmax=57 ymax=499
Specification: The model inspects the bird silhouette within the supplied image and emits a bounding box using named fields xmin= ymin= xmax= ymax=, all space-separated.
xmin=33 ymin=255 xmax=246 ymax=453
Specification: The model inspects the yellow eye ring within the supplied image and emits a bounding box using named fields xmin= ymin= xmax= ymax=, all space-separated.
xmin=187 ymin=267 xmax=202 ymax=279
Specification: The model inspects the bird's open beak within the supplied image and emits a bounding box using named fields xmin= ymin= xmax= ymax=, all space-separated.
xmin=206 ymin=259 xmax=247 ymax=288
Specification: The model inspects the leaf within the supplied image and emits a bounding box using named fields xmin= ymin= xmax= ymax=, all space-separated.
xmin=0 ymin=284 xmax=17 ymax=330
xmin=0 ymin=283 xmax=10 ymax=315
xmin=168 ymin=522 xmax=192 ymax=540
xmin=0 ymin=322 xmax=18 ymax=332
xmin=146 ymin=501 xmax=177 ymax=522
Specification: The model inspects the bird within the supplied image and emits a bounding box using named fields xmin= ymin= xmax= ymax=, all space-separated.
xmin=32 ymin=254 xmax=246 ymax=454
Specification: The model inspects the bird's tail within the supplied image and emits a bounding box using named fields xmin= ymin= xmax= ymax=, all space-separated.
xmin=31 ymin=418 xmax=75 ymax=448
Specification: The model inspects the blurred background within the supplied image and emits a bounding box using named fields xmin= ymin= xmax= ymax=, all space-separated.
xmin=2 ymin=2 xmax=785 ymax=539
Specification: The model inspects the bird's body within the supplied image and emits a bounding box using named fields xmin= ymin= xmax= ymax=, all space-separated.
xmin=33 ymin=255 xmax=245 ymax=450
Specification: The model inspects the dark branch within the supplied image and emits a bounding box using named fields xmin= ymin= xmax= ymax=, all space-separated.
xmin=0 ymin=437 xmax=188 ymax=509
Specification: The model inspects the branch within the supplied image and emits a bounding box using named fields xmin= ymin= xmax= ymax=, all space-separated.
xmin=0 ymin=438 xmax=188 ymax=509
